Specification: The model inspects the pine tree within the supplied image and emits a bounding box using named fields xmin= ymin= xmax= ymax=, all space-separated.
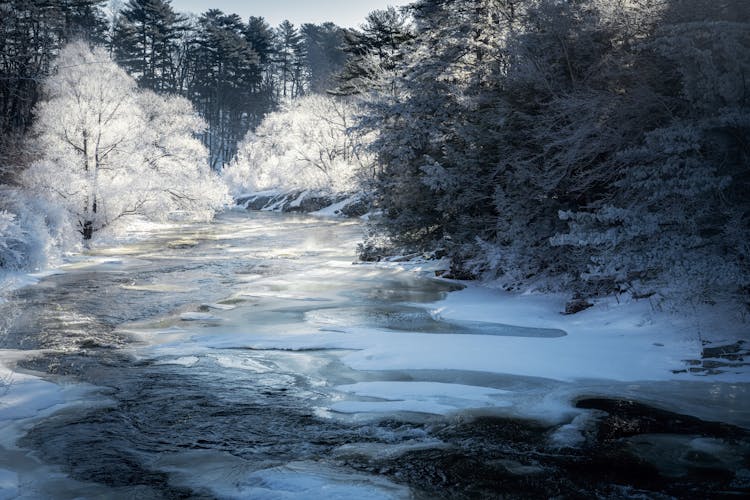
xmin=336 ymin=6 xmax=413 ymax=96
xmin=274 ymin=20 xmax=307 ymax=99
xmin=0 ymin=0 xmax=107 ymax=135
xmin=190 ymin=9 xmax=262 ymax=167
xmin=301 ymin=22 xmax=346 ymax=94
xmin=111 ymin=0 xmax=185 ymax=92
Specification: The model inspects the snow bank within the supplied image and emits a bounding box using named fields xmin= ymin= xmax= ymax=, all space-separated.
xmin=164 ymin=282 xmax=748 ymax=425
xmin=216 ymin=285 xmax=703 ymax=383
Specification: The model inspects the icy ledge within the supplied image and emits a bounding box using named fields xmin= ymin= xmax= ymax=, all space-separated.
xmin=233 ymin=285 xmax=739 ymax=383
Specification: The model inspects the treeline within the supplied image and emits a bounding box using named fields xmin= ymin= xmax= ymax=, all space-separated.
xmin=1 ymin=0 xmax=348 ymax=169
xmin=352 ymin=0 xmax=749 ymax=304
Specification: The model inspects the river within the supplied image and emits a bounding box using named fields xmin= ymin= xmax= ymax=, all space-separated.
xmin=0 ymin=210 xmax=748 ymax=499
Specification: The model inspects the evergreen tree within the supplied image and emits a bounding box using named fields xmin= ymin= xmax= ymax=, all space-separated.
xmin=58 ymin=0 xmax=108 ymax=42
xmin=274 ymin=20 xmax=307 ymax=99
xmin=190 ymin=9 xmax=263 ymax=167
xmin=553 ymin=11 xmax=750 ymax=301
xmin=336 ymin=6 xmax=413 ymax=96
xmin=111 ymin=0 xmax=185 ymax=92
xmin=301 ymin=22 xmax=346 ymax=94
xmin=362 ymin=0 xmax=524 ymax=276
xmin=244 ymin=15 xmax=276 ymax=96
xmin=0 ymin=0 xmax=107 ymax=135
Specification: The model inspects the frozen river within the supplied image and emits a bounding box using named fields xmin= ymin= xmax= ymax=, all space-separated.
xmin=0 ymin=211 xmax=748 ymax=498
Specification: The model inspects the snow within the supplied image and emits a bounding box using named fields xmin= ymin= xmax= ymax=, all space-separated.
xmin=165 ymin=280 xmax=747 ymax=425
xmin=218 ymin=285 xmax=701 ymax=383
xmin=122 ymin=283 xmax=198 ymax=293
xmin=0 ymin=354 xmax=68 ymax=427
xmin=289 ymin=190 xmax=310 ymax=208
xmin=0 ymin=469 xmax=18 ymax=500
xmin=332 ymin=439 xmax=449 ymax=461
xmin=309 ymin=194 xmax=360 ymax=218
xmin=201 ymin=302 xmax=236 ymax=311
xmin=0 ymin=351 xmax=104 ymax=450
xmin=153 ymin=356 xmax=201 ymax=367
xmin=209 ymin=354 xmax=274 ymax=373
xmin=0 ymin=273 xmax=42 ymax=297
xmin=231 ymin=463 xmax=410 ymax=500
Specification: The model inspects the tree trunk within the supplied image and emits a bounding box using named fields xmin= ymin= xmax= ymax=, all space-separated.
xmin=82 ymin=219 xmax=94 ymax=240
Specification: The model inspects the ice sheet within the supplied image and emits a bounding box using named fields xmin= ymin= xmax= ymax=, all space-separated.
xmin=332 ymin=381 xmax=512 ymax=415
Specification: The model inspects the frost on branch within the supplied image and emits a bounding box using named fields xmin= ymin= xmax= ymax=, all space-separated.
xmin=223 ymin=95 xmax=375 ymax=197
xmin=553 ymin=20 xmax=750 ymax=301
xmin=21 ymin=41 xmax=230 ymax=240
xmin=0 ymin=187 xmax=75 ymax=272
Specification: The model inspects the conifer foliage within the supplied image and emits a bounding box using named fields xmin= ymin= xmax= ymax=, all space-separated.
xmin=358 ymin=0 xmax=749 ymax=303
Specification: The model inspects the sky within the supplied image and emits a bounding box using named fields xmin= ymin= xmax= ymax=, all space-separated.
xmin=169 ymin=1 xmax=413 ymax=28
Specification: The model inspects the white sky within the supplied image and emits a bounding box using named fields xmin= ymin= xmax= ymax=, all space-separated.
xmin=169 ymin=0 xmax=413 ymax=28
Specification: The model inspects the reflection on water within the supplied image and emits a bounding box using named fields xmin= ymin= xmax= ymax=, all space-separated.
xmin=1 ymin=211 xmax=749 ymax=498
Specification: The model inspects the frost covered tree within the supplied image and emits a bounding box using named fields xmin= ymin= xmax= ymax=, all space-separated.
xmin=553 ymin=16 xmax=750 ymax=301
xmin=336 ymin=6 xmax=413 ymax=97
xmin=359 ymin=0 xmax=749 ymax=305
xmin=21 ymin=41 xmax=229 ymax=241
xmin=360 ymin=0 xmax=528 ymax=274
xmin=0 ymin=187 xmax=74 ymax=271
xmin=223 ymin=94 xmax=374 ymax=196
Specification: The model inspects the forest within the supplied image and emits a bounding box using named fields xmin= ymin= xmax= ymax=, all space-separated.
xmin=1 ymin=0 xmax=749 ymax=309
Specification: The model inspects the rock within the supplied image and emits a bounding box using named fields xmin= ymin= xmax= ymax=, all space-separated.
xmin=339 ymin=197 xmax=370 ymax=217
xmin=296 ymin=195 xmax=334 ymax=212
xmin=238 ymin=194 xmax=277 ymax=210
xmin=237 ymin=190 xmax=370 ymax=218
xmin=564 ymin=298 xmax=593 ymax=315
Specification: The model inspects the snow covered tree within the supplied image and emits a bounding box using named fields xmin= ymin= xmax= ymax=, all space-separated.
xmin=21 ymin=41 xmax=229 ymax=240
xmin=360 ymin=0 xmax=749 ymax=305
xmin=336 ymin=6 xmax=413 ymax=96
xmin=360 ymin=0 xmax=529 ymax=275
xmin=0 ymin=186 xmax=74 ymax=271
xmin=223 ymin=94 xmax=375 ymax=196
xmin=553 ymin=16 xmax=750 ymax=301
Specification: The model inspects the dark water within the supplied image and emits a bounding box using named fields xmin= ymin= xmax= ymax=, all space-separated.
xmin=1 ymin=211 xmax=748 ymax=499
